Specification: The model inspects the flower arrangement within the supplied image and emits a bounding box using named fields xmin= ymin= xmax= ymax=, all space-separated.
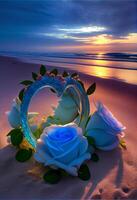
xmin=6 ymin=65 xmax=126 ymax=184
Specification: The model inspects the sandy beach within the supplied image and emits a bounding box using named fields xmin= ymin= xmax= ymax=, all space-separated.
xmin=0 ymin=55 xmax=137 ymax=199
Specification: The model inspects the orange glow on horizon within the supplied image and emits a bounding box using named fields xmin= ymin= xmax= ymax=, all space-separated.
xmin=45 ymin=33 xmax=137 ymax=53
xmin=86 ymin=33 xmax=137 ymax=45
xmin=97 ymin=52 xmax=104 ymax=58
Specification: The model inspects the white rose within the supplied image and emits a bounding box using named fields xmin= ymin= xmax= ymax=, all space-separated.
xmin=54 ymin=93 xmax=78 ymax=123
xmin=6 ymin=98 xmax=38 ymax=130
xmin=34 ymin=123 xmax=91 ymax=176
xmin=42 ymin=89 xmax=80 ymax=128
xmin=86 ymin=102 xmax=125 ymax=150
xmin=6 ymin=98 xmax=21 ymax=128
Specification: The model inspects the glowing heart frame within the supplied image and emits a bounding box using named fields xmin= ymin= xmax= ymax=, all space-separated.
xmin=20 ymin=75 xmax=90 ymax=148
xmin=6 ymin=65 xmax=127 ymax=183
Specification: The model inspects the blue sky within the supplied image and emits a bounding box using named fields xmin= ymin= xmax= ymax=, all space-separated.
xmin=0 ymin=0 xmax=137 ymax=53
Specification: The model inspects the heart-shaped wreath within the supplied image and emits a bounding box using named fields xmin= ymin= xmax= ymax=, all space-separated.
xmin=6 ymin=65 xmax=126 ymax=184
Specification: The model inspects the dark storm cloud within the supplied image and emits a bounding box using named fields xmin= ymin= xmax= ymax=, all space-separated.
xmin=0 ymin=0 xmax=137 ymax=49
xmin=70 ymin=0 xmax=137 ymax=35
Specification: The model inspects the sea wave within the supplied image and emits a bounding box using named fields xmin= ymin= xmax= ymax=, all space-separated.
xmin=0 ymin=51 xmax=137 ymax=85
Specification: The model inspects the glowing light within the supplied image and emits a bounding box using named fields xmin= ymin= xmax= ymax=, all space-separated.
xmin=86 ymin=33 xmax=137 ymax=45
xmin=124 ymin=33 xmax=137 ymax=43
xmin=41 ymin=33 xmax=77 ymax=40
xmin=91 ymin=34 xmax=112 ymax=45
xmin=97 ymin=52 xmax=104 ymax=58
xmin=58 ymin=26 xmax=107 ymax=33
xmin=92 ymin=67 xmax=111 ymax=78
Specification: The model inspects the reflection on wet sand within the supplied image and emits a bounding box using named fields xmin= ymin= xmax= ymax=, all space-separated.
xmin=27 ymin=57 xmax=137 ymax=85
xmin=89 ymin=66 xmax=112 ymax=79
xmin=79 ymin=59 xmax=137 ymax=84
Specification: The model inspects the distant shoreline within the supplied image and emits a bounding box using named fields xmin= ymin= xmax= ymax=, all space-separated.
xmin=0 ymin=51 xmax=137 ymax=63
xmin=32 ymin=54 xmax=137 ymax=64
xmin=26 ymin=57 xmax=137 ymax=71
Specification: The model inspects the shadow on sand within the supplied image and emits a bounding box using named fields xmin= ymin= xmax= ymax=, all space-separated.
xmin=0 ymin=146 xmax=123 ymax=199
xmin=81 ymin=147 xmax=123 ymax=199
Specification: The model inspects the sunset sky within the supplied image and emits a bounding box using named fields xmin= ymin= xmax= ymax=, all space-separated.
xmin=0 ymin=0 xmax=137 ymax=53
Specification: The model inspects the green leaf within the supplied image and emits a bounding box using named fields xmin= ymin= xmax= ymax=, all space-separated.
xmin=43 ymin=169 xmax=61 ymax=184
xmin=48 ymin=115 xmax=54 ymax=119
xmin=50 ymin=68 xmax=58 ymax=76
xmin=18 ymin=88 xmax=25 ymax=101
xmin=20 ymin=80 xmax=33 ymax=86
xmin=62 ymin=71 xmax=69 ymax=77
xmin=71 ymin=72 xmax=78 ymax=78
xmin=32 ymin=72 xmax=38 ymax=80
xmin=85 ymin=115 xmax=91 ymax=129
xmin=59 ymin=169 xmax=69 ymax=177
xmin=15 ymin=149 xmax=33 ymax=162
xmin=78 ymin=164 xmax=91 ymax=181
xmin=86 ymin=136 xmax=95 ymax=146
xmin=119 ymin=139 xmax=127 ymax=150
xmin=91 ymin=153 xmax=99 ymax=162
xmin=33 ymin=128 xmax=43 ymax=139
xmin=87 ymin=83 xmax=96 ymax=95
xmin=7 ymin=128 xmax=21 ymax=136
xmin=50 ymin=88 xmax=56 ymax=93
xmin=8 ymin=128 xmax=23 ymax=146
xmin=40 ymin=65 xmax=46 ymax=76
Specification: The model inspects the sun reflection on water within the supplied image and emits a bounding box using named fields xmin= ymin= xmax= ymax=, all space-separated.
xmin=97 ymin=52 xmax=104 ymax=58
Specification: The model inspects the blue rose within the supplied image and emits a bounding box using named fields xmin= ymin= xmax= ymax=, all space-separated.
xmin=86 ymin=102 xmax=125 ymax=150
xmin=34 ymin=123 xmax=91 ymax=176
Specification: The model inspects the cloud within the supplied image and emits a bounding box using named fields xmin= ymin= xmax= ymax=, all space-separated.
xmin=57 ymin=26 xmax=107 ymax=34
xmin=0 ymin=0 xmax=137 ymax=51
xmin=79 ymin=33 xmax=137 ymax=45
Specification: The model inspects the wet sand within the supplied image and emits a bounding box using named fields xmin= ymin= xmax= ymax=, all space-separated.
xmin=0 ymin=55 xmax=137 ymax=199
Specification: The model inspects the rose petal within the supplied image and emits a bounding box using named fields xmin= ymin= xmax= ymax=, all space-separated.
xmin=7 ymin=107 xmax=21 ymax=128
xmin=86 ymin=112 xmax=125 ymax=136
xmin=69 ymin=152 xmax=91 ymax=168
xmin=78 ymin=136 xmax=89 ymax=156
xmin=42 ymin=124 xmax=82 ymax=160
xmin=57 ymin=93 xmax=78 ymax=109
xmin=34 ymin=146 xmax=53 ymax=164
xmin=34 ymin=123 xmax=91 ymax=176
xmin=53 ymin=92 xmax=79 ymax=124
xmin=44 ymin=159 xmax=78 ymax=176
xmin=54 ymin=105 xmax=78 ymax=124
xmin=34 ymin=140 xmax=53 ymax=163
xmin=96 ymin=137 xmax=120 ymax=151
xmin=86 ymin=129 xmax=120 ymax=150
xmin=50 ymin=137 xmax=80 ymax=164
xmin=97 ymin=102 xmax=125 ymax=133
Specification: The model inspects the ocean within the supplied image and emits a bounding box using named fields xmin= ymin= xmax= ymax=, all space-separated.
xmin=0 ymin=51 xmax=137 ymax=85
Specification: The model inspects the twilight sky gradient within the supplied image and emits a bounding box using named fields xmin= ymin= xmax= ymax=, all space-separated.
xmin=0 ymin=0 xmax=137 ymax=53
